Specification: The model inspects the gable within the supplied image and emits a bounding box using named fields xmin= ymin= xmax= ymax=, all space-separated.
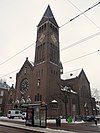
xmin=61 ymin=68 xmax=90 ymax=85
xmin=78 ymin=69 xmax=90 ymax=84
xmin=18 ymin=57 xmax=34 ymax=76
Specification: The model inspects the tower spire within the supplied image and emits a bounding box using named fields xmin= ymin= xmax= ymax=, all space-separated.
xmin=43 ymin=5 xmax=54 ymax=18
xmin=38 ymin=5 xmax=58 ymax=27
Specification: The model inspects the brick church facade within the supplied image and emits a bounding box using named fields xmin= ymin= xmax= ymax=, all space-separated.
xmin=6 ymin=5 xmax=95 ymax=118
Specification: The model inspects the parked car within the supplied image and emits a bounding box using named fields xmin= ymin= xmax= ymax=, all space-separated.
xmin=82 ymin=115 xmax=95 ymax=122
xmin=21 ymin=112 xmax=26 ymax=120
xmin=7 ymin=110 xmax=22 ymax=119
xmin=75 ymin=115 xmax=83 ymax=121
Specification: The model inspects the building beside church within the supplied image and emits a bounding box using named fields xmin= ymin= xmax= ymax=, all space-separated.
xmin=6 ymin=84 xmax=15 ymax=113
xmin=6 ymin=5 xmax=96 ymax=118
xmin=0 ymin=81 xmax=10 ymax=115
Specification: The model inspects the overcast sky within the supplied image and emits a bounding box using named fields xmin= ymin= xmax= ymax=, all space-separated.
xmin=0 ymin=0 xmax=100 ymax=97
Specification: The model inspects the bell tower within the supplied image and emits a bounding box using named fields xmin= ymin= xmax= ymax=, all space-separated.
xmin=34 ymin=5 xmax=60 ymax=65
xmin=33 ymin=5 xmax=63 ymax=112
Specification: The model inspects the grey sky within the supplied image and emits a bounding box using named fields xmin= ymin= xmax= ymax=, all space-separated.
xmin=0 ymin=0 xmax=100 ymax=95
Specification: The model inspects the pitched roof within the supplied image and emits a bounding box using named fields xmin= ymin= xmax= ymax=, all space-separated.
xmin=29 ymin=60 xmax=34 ymax=67
xmin=44 ymin=5 xmax=54 ymax=18
xmin=18 ymin=57 xmax=34 ymax=75
xmin=61 ymin=68 xmax=82 ymax=80
xmin=0 ymin=82 xmax=10 ymax=89
xmin=38 ymin=5 xmax=58 ymax=27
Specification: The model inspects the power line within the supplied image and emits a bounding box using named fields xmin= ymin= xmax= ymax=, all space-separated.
xmin=0 ymin=69 xmax=19 ymax=79
xmin=0 ymin=1 xmax=99 ymax=66
xmin=61 ymin=31 xmax=100 ymax=51
xmin=66 ymin=0 xmax=100 ymax=30
xmin=1 ymin=49 xmax=100 ymax=80
xmin=60 ymin=1 xmax=100 ymax=28
xmin=0 ymin=30 xmax=100 ymax=67
xmin=1 ymin=30 xmax=99 ymax=67
xmin=63 ymin=50 xmax=100 ymax=64
xmin=0 ymin=1 xmax=100 ymax=81
xmin=0 ymin=42 xmax=35 ymax=66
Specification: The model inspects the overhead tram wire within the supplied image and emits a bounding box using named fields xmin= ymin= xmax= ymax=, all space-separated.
xmin=0 ymin=27 xmax=100 ymax=79
xmin=63 ymin=50 xmax=100 ymax=64
xmin=0 ymin=42 xmax=35 ymax=66
xmin=60 ymin=1 xmax=100 ymax=28
xmin=0 ymin=69 xmax=19 ymax=79
xmin=0 ymin=1 xmax=100 ymax=67
xmin=0 ymin=1 xmax=100 ymax=81
xmin=1 ymin=30 xmax=100 ymax=67
xmin=66 ymin=0 xmax=100 ymax=30
xmin=1 ymin=49 xmax=100 ymax=80
xmin=0 ymin=30 xmax=99 ymax=67
xmin=61 ymin=31 xmax=100 ymax=51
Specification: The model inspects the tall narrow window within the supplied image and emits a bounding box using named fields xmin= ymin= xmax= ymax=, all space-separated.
xmin=24 ymin=67 xmax=27 ymax=74
xmin=0 ymin=98 xmax=2 ymax=104
xmin=35 ymin=93 xmax=42 ymax=101
xmin=0 ymin=91 xmax=4 ymax=96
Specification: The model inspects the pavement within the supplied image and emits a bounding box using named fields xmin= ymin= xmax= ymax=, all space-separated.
xmin=0 ymin=121 xmax=75 ymax=133
xmin=0 ymin=118 xmax=100 ymax=133
xmin=47 ymin=121 xmax=100 ymax=132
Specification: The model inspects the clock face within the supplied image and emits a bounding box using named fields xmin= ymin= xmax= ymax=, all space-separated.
xmin=20 ymin=78 xmax=29 ymax=94
xmin=39 ymin=33 xmax=45 ymax=43
xmin=51 ymin=34 xmax=57 ymax=43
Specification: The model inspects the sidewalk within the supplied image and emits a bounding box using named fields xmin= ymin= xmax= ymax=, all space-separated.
xmin=47 ymin=121 xmax=100 ymax=132
xmin=0 ymin=121 xmax=76 ymax=133
xmin=0 ymin=118 xmax=100 ymax=133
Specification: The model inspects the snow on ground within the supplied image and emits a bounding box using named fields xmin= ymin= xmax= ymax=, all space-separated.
xmin=0 ymin=116 xmax=85 ymax=123
xmin=2 ymin=116 xmax=100 ymax=126
xmin=0 ymin=116 xmax=25 ymax=122
xmin=47 ymin=118 xmax=85 ymax=123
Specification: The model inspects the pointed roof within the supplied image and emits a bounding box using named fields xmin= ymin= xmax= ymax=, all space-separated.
xmin=43 ymin=5 xmax=54 ymax=18
xmin=61 ymin=68 xmax=82 ymax=80
xmin=38 ymin=5 xmax=58 ymax=27
xmin=18 ymin=57 xmax=34 ymax=74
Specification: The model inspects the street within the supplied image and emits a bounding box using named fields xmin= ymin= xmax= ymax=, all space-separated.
xmin=0 ymin=117 xmax=100 ymax=133
xmin=0 ymin=125 xmax=41 ymax=133
xmin=0 ymin=124 xmax=99 ymax=133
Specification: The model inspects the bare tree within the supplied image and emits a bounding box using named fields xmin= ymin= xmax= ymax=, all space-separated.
xmin=53 ymin=85 xmax=71 ymax=120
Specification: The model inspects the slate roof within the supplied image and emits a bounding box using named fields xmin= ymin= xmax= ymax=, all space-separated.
xmin=0 ymin=82 xmax=10 ymax=89
xmin=38 ymin=5 xmax=59 ymax=27
xmin=61 ymin=68 xmax=82 ymax=80
xmin=29 ymin=60 xmax=34 ymax=67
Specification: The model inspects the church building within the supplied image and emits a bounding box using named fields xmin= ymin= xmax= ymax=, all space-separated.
xmin=6 ymin=5 xmax=94 ymax=118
